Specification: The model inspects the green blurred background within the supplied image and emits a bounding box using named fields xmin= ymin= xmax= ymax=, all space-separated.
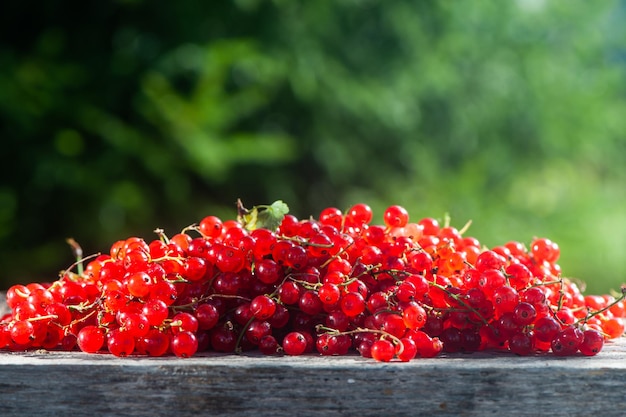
xmin=1 ymin=0 xmax=625 ymax=294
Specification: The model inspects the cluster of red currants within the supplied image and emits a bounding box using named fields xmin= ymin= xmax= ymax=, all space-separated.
xmin=1 ymin=202 xmax=625 ymax=361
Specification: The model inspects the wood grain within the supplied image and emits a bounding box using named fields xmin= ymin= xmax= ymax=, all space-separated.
xmin=2 ymin=292 xmax=626 ymax=416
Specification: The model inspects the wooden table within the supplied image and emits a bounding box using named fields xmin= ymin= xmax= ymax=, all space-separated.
xmin=2 ymin=294 xmax=626 ymax=416
xmin=1 ymin=337 xmax=625 ymax=416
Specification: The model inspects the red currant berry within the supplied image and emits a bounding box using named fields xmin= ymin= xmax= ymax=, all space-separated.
xmin=250 ymin=295 xmax=277 ymax=321
xmin=107 ymin=329 xmax=135 ymax=357
xmin=396 ymin=337 xmax=418 ymax=362
xmin=10 ymin=320 xmax=34 ymax=346
xmin=346 ymin=203 xmax=373 ymax=226
xmin=122 ymin=313 xmax=151 ymax=338
xmin=530 ymin=237 xmax=560 ymax=263
xmin=383 ymin=205 xmax=409 ymax=228
xmin=402 ymin=303 xmax=427 ymax=330
xmin=171 ymin=312 xmax=199 ymax=334
xmin=534 ymin=316 xmax=561 ymax=343
xmin=512 ymin=302 xmax=537 ymax=326
xmin=245 ymin=320 xmax=272 ymax=345
xmin=282 ymin=332 xmax=307 ymax=356
xmin=508 ymin=332 xmax=533 ymax=356
xmin=299 ymin=290 xmax=323 ymax=316
xmin=199 ymin=215 xmax=223 ymax=238
xmin=319 ymin=207 xmax=343 ymax=229
xmin=579 ymin=329 xmax=604 ymax=356
xmin=278 ymin=281 xmax=301 ymax=305
xmin=195 ymin=303 xmax=220 ymax=331
xmin=210 ymin=325 xmax=238 ymax=353
xmin=340 ymin=292 xmax=366 ymax=317
xmin=77 ymin=325 xmax=105 ymax=353
xmin=254 ymin=259 xmax=283 ymax=284
xmin=142 ymin=299 xmax=169 ymax=327
xmin=318 ymin=283 xmax=341 ymax=305
xmin=137 ymin=329 xmax=170 ymax=357
xmin=258 ymin=335 xmax=279 ymax=355
xmin=371 ymin=338 xmax=396 ymax=362
xmin=170 ymin=331 xmax=198 ymax=358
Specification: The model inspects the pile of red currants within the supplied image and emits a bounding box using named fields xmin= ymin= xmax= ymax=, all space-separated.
xmin=1 ymin=201 xmax=624 ymax=361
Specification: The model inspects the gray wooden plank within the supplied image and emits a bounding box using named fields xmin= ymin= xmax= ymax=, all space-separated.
xmin=0 ymin=291 xmax=8 ymax=316
xmin=1 ymin=340 xmax=626 ymax=417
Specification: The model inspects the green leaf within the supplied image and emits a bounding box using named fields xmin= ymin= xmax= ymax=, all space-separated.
xmin=237 ymin=199 xmax=289 ymax=231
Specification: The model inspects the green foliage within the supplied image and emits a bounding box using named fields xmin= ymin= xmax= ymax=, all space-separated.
xmin=1 ymin=0 xmax=625 ymax=294
xmin=238 ymin=199 xmax=289 ymax=231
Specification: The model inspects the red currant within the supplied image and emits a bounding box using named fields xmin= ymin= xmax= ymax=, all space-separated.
xmin=282 ymin=332 xmax=307 ymax=356
xmin=77 ymin=325 xmax=105 ymax=353
xmin=370 ymin=338 xmax=396 ymax=362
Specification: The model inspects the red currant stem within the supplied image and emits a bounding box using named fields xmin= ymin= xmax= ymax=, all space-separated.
xmin=373 ymin=308 xmax=402 ymax=317
xmin=287 ymin=278 xmax=321 ymax=290
xmin=529 ymin=279 xmax=563 ymax=288
xmin=504 ymin=275 xmax=511 ymax=287
xmin=555 ymin=278 xmax=565 ymax=311
xmin=234 ymin=316 xmax=257 ymax=354
xmin=377 ymin=268 xmax=420 ymax=284
xmin=337 ymin=207 xmax=348 ymax=232
xmin=26 ymin=314 xmax=58 ymax=322
xmin=316 ymin=325 xmax=405 ymax=355
xmin=282 ymin=269 xmax=323 ymax=284
xmin=567 ymin=305 xmax=588 ymax=313
xmin=50 ymin=321 xmax=64 ymax=330
xmin=266 ymin=271 xmax=309 ymax=300
xmin=66 ymin=238 xmax=84 ymax=276
xmin=288 ymin=272 xmax=368 ymax=292
xmin=320 ymin=240 xmax=355 ymax=269
xmin=12 ymin=287 xmax=30 ymax=298
xmin=203 ymin=271 xmax=221 ymax=295
xmin=167 ymin=275 xmax=189 ymax=284
xmin=165 ymin=319 xmax=183 ymax=329
xmin=372 ymin=268 xmax=405 ymax=279
xmin=153 ymin=228 xmax=170 ymax=244
xmin=180 ymin=224 xmax=199 ymax=235
xmin=283 ymin=270 xmax=311 ymax=279
xmin=420 ymin=303 xmax=437 ymax=313
xmin=67 ymin=296 xmax=103 ymax=313
xmin=350 ymin=262 xmax=381 ymax=279
xmin=150 ymin=255 xmax=185 ymax=265
xmin=443 ymin=213 xmax=451 ymax=228
xmin=338 ymin=276 xmax=360 ymax=288
xmin=59 ymin=252 xmax=102 ymax=280
xmin=192 ymin=224 xmax=214 ymax=238
xmin=429 ymin=306 xmax=479 ymax=314
xmin=574 ymin=290 xmax=626 ymax=326
xmin=270 ymin=268 xmax=316 ymax=295
xmin=67 ymin=308 xmax=98 ymax=328
xmin=407 ymin=246 xmax=427 ymax=257
xmin=278 ymin=235 xmax=334 ymax=248
xmin=457 ymin=219 xmax=473 ymax=236
xmin=429 ymin=281 xmax=492 ymax=328
xmin=170 ymin=294 xmax=251 ymax=312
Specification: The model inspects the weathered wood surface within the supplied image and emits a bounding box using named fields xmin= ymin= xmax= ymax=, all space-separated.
xmin=1 ymin=291 xmax=8 ymax=317
xmin=2 ymin=293 xmax=626 ymax=417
